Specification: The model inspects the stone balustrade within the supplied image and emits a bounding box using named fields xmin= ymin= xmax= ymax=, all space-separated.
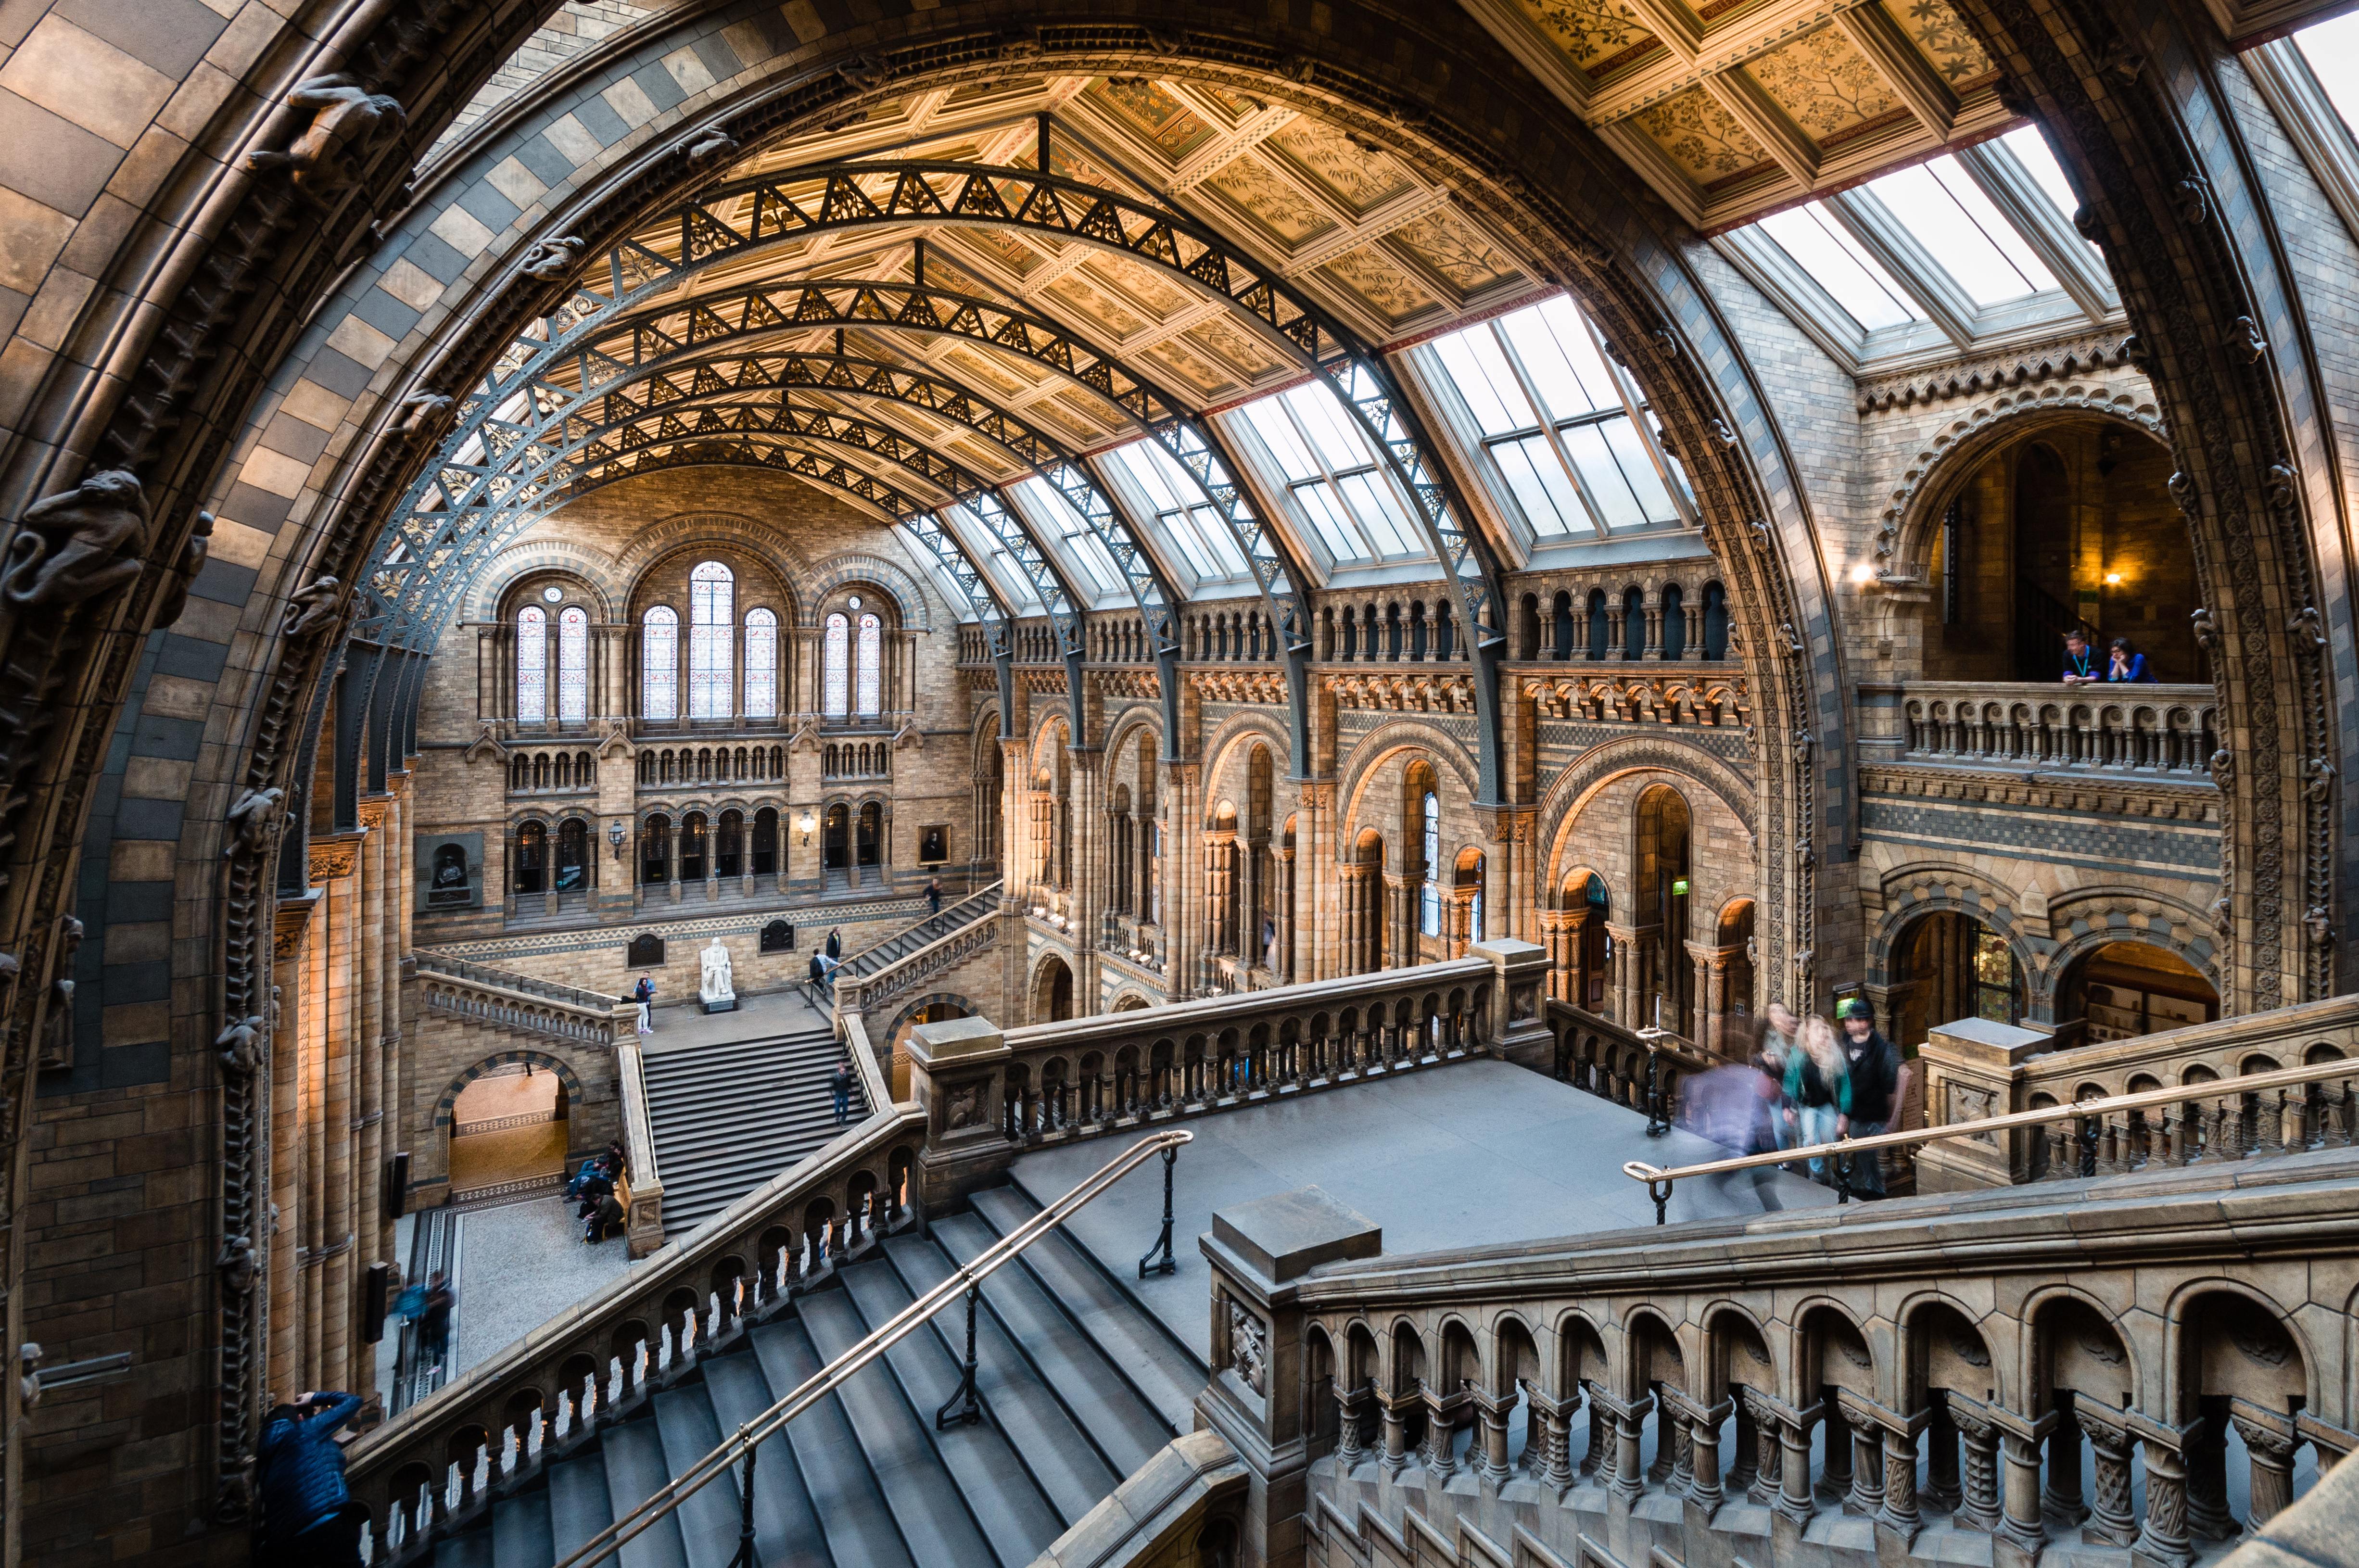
xmin=1918 ymin=993 xmax=2359 ymax=1189
xmin=1192 ymin=1146 xmax=2359 ymax=1568
xmin=908 ymin=941 xmax=1549 ymax=1201
xmin=1861 ymin=680 xmax=2218 ymax=775
xmin=344 ymin=1106 xmax=925 ymax=1562
xmin=1542 ymin=998 xmax=1722 ymax=1113
xmin=414 ymin=954 xmax=630 ymax=1046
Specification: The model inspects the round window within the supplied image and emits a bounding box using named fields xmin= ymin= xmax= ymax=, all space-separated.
xmin=541 ymin=585 xmax=563 ymax=602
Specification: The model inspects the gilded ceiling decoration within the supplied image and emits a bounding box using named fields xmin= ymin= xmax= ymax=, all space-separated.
xmin=1389 ymin=207 xmax=1523 ymax=299
xmin=1461 ymin=0 xmax=2018 ymax=227
xmin=1317 ymin=246 xmax=1445 ymax=328
xmin=1082 ymin=76 xmax=1219 ymax=159
xmin=1263 ymin=118 xmax=1414 ymax=215
xmin=1205 ymin=153 xmax=1343 ymax=246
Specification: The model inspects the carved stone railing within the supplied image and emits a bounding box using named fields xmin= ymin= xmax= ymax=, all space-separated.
xmin=835 ymin=879 xmax=1003 ymax=984
xmin=907 ymin=942 xmax=1548 ymax=1200
xmin=611 ymin=1040 xmax=664 ymax=1257
xmin=1542 ymin=997 xmax=1722 ymax=1113
xmin=1917 ymin=993 xmax=2359 ymax=1188
xmin=345 ymin=1104 xmax=925 ymax=1562
xmin=1865 ymin=680 xmax=2218 ymax=775
xmin=833 ymin=909 xmax=1002 ymax=1020
xmin=415 ymin=953 xmax=630 ymax=1047
xmin=1189 ymin=1145 xmax=2359 ymax=1568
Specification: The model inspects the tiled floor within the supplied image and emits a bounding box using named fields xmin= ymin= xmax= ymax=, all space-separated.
xmin=1011 ymin=1060 xmax=1832 ymax=1363
xmin=447 ymin=1195 xmax=633 ymax=1378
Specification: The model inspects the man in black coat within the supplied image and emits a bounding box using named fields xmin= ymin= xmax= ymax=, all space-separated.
xmin=1835 ymin=996 xmax=1907 ymax=1198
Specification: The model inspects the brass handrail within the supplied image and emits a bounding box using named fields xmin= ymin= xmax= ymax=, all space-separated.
xmin=545 ymin=1127 xmax=1193 ymax=1568
xmin=1622 ymin=1054 xmax=2357 ymax=1222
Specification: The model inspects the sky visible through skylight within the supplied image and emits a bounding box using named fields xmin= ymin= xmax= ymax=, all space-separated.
xmin=2295 ymin=10 xmax=2359 ymax=141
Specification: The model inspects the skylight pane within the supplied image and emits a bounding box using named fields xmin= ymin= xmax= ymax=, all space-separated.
xmin=1494 ymin=435 xmax=1585 ymax=536
xmin=1106 ymin=441 xmax=1185 ymax=509
xmin=1236 ymin=400 xmax=1321 ymax=481
xmin=1430 ymin=331 xmax=1533 ymax=437
xmin=1187 ymin=506 xmax=1251 ymax=577
xmin=1515 ymin=300 xmax=1619 ymax=418
xmin=1870 ymin=158 xmax=2057 ymax=305
xmin=2000 ymin=126 xmax=2080 ymax=222
xmin=2296 ymin=12 xmax=2359 ymax=143
xmin=1159 ymin=512 xmax=1217 ymax=576
xmin=1599 ymin=417 xmax=1680 ymax=524
xmin=1338 ymin=471 xmax=1422 ymax=556
xmin=1561 ymin=423 xmax=1649 ymax=530
xmin=1295 ymin=481 xmax=1366 ymax=559
xmin=1283 ymin=383 xmax=1376 ymax=473
xmin=1756 ymin=205 xmax=1923 ymax=330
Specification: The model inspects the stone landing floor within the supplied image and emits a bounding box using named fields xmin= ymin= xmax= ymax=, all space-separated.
xmin=1009 ymin=1060 xmax=1832 ymax=1365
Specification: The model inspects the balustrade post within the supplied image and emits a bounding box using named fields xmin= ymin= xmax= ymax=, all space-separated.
xmin=1878 ymin=1418 xmax=1925 ymax=1545
xmin=2232 ymin=1407 xmax=2299 ymax=1528
xmin=1677 ymin=1393 xmax=1731 ymax=1517
xmin=1664 ymin=1399 xmax=1694 ymax=1498
xmin=1741 ymin=1388 xmax=1782 ymax=1505
xmin=1378 ymin=1391 xmax=1411 ymax=1480
xmin=1774 ymin=1400 xmax=1821 ymax=1527
xmin=1333 ymin=1381 xmax=1371 ymax=1470
xmin=2044 ymin=1394 xmax=2088 ymax=1524
xmin=1471 ymin=1385 xmax=1516 ymax=1489
xmin=2187 ymin=1398 xmax=2241 ymax=1541
xmin=1949 ymin=1398 xmax=2003 ymax=1533
xmin=1527 ymin=1387 xmax=1580 ymax=1497
xmin=1848 ymin=1418 xmax=1885 ymax=1517
xmin=1925 ymin=1397 xmax=1962 ymax=1512
xmin=1996 ymin=1419 xmax=2054 ymax=1555
xmin=2074 ymin=1402 xmax=2140 ymax=1546
xmin=1606 ymin=1388 xmax=1652 ymax=1504
xmin=2136 ymin=1432 xmax=2198 ymax=1568
xmin=1581 ymin=1396 xmax=1608 ymax=1479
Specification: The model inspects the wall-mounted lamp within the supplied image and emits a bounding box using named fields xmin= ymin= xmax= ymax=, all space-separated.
xmin=799 ymin=809 xmax=816 ymax=847
xmin=609 ymin=821 xmax=627 ymax=861
xmin=2104 ymin=572 xmax=2123 ymax=586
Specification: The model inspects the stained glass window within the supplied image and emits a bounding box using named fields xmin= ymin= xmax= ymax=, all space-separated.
xmin=689 ymin=561 xmax=734 ymax=719
xmin=517 ymin=606 xmax=547 ymax=721
xmin=744 ymin=608 xmax=777 ymax=719
xmin=556 ymin=607 xmax=587 ymax=722
xmin=855 ymin=613 xmax=882 ymax=716
xmin=1420 ymin=790 xmax=1441 ymax=938
xmin=642 ymin=606 xmax=678 ymax=720
xmin=822 ymin=612 xmax=849 ymax=717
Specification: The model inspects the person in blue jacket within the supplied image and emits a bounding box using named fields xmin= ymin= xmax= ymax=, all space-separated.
xmin=257 ymin=1390 xmax=369 ymax=1566
xmin=2105 ymin=637 xmax=2160 ymax=683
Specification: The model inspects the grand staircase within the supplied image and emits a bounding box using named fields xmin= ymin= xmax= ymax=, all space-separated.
xmin=833 ymin=883 xmax=1000 ymax=986
xmin=642 ymin=1023 xmax=864 ymax=1231
xmin=419 ymin=1183 xmax=1205 ymax=1568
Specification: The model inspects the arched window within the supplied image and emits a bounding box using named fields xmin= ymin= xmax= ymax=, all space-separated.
xmin=1420 ymin=790 xmax=1441 ymax=938
xmin=642 ymin=606 xmax=678 ymax=720
xmin=822 ymin=612 xmax=850 ymax=717
xmin=689 ymin=561 xmax=734 ymax=719
xmin=516 ymin=606 xmax=547 ymax=721
xmin=744 ymin=607 xmax=778 ymax=719
xmin=557 ymin=606 xmax=588 ymax=722
xmin=855 ymin=612 xmax=883 ymax=716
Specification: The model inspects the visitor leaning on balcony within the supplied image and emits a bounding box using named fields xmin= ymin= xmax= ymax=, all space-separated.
xmin=2060 ymin=629 xmax=2100 ymax=684
xmin=2106 ymin=636 xmax=2160 ymax=683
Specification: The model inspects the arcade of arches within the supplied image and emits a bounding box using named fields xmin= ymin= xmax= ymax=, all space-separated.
xmin=2 ymin=0 xmax=2358 ymax=1560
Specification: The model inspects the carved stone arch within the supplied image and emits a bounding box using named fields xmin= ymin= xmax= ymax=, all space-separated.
xmin=1336 ymin=721 xmax=1482 ymax=833
xmin=2040 ymin=903 xmax=2222 ymax=1017
xmin=1891 ymin=1287 xmax=2008 ymax=1411
xmin=1202 ymin=710 xmax=1292 ymax=801
xmin=2014 ymin=1282 xmax=2146 ymax=1415
xmin=1537 ymin=738 xmax=1759 ymax=899
xmin=1028 ymin=707 xmax=1075 ymax=777
xmin=625 ymin=537 xmax=800 ymax=623
xmin=2156 ymin=1276 xmax=2321 ymax=1420
xmin=882 ymin=991 xmax=978 ymax=1047
xmin=1784 ymin=1294 xmax=1880 ymax=1407
xmin=1697 ymin=1299 xmax=1781 ymax=1405
xmin=805 ymin=552 xmax=934 ymax=632
xmin=612 ymin=512 xmax=812 ymax=585
xmin=431 ymin=1049 xmax=591 ymax=1133
xmin=1617 ymin=1302 xmax=1687 ymax=1404
xmin=971 ymin=699 xmax=1005 ymax=759
xmin=1552 ymin=862 xmax=1608 ymax=911
xmin=1876 ymin=382 xmax=2172 ymax=582
xmin=1100 ymin=707 xmax=1165 ymax=779
xmin=1867 ymin=871 xmax=2042 ymax=998
xmin=469 ymin=540 xmax=625 ymax=622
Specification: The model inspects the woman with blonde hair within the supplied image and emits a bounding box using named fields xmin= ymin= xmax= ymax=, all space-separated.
xmin=1782 ymin=1013 xmax=1851 ymax=1182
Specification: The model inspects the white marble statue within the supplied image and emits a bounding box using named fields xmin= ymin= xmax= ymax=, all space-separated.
xmin=699 ymin=937 xmax=735 ymax=1009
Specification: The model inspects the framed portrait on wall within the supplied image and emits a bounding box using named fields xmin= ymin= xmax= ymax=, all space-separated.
xmin=919 ymin=824 xmax=949 ymax=864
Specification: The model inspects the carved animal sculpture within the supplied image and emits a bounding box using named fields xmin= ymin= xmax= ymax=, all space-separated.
xmin=244 ymin=74 xmax=407 ymax=199
xmin=281 ymin=576 xmax=344 ymax=639
xmin=223 ymin=787 xmax=289 ymax=860
xmin=518 ymin=237 xmax=584 ymax=282
xmin=684 ymin=127 xmax=738 ymax=163
xmin=2 ymin=470 xmax=150 ymax=609
xmin=394 ymin=389 xmax=453 ymax=434
xmin=216 ymin=1016 xmax=266 ymax=1076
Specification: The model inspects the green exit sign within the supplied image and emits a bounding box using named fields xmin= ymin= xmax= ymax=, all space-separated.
xmin=1672 ymin=878 xmax=1689 ymax=897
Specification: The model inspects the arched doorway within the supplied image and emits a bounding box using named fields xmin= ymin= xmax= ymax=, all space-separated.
xmin=555 ymin=818 xmax=588 ymax=896
xmin=824 ymin=803 xmax=851 ymax=874
xmin=1916 ymin=418 xmax=2197 ymax=684
xmin=641 ymin=813 xmax=670 ymax=885
xmin=515 ymin=820 xmax=546 ymax=895
xmin=447 ymin=1062 xmax=569 ymax=1200
xmin=1635 ymin=785 xmax=1692 ymax=1036
xmin=1033 ymin=957 xmax=1075 ymax=1024
xmin=1891 ymin=910 xmax=2022 ymax=1048
xmin=2058 ymin=940 xmax=2219 ymax=1043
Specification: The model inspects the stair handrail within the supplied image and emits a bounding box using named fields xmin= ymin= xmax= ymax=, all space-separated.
xmin=414 ymin=950 xmax=623 ymax=1011
xmin=1622 ymin=1052 xmax=2359 ymax=1220
xmin=549 ymin=1127 xmax=1194 ymax=1568
xmin=838 ymin=878 xmax=1002 ymax=980
xmin=833 ymin=907 xmax=1002 ymax=1019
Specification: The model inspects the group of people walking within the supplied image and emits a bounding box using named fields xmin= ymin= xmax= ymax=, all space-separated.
xmin=1740 ymin=996 xmax=1911 ymax=1197
xmin=568 ymin=1138 xmax=631 ymax=1242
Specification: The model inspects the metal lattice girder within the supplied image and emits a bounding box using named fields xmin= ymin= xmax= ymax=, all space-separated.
xmin=958 ymin=488 xmax=1085 ymax=660
xmin=900 ymin=509 xmax=1014 ymax=652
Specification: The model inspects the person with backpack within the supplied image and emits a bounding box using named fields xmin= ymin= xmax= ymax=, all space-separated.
xmin=632 ymin=974 xmax=655 ymax=1035
xmin=257 ymin=1391 xmax=369 ymax=1567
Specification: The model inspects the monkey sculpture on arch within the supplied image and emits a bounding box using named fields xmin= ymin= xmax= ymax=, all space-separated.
xmin=244 ymin=74 xmax=407 ymax=199
xmin=3 ymin=469 xmax=150 ymax=610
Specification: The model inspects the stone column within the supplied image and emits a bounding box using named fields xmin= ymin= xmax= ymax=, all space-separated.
xmin=1276 ymin=846 xmax=1296 ymax=982
xmin=2187 ymin=1398 xmax=2240 ymax=1542
xmin=1679 ymin=1394 xmax=1733 ymax=1518
xmin=668 ymin=818 xmax=682 ymax=903
xmin=2137 ymin=1432 xmax=2197 ymax=1568
xmin=2043 ymin=1394 xmax=2088 ymax=1525
xmin=1069 ymin=747 xmax=1103 ymax=1004
xmin=1775 ymin=1398 xmax=1822 ymax=1527
xmin=1948 ymin=1399 xmax=2004 ymax=1533
xmin=355 ymin=799 xmax=389 ymax=1361
xmin=2073 ymin=1401 xmax=2141 ymax=1546
xmin=2231 ymin=1407 xmax=2297 ymax=1529
xmin=1526 ymin=1387 xmax=1580 ymax=1496
xmin=1880 ymin=1418 xmax=1925 ymax=1544
xmin=1564 ymin=908 xmax=1589 ymax=1007
xmin=1591 ymin=1387 xmax=1653 ymax=1504
xmin=1741 ymin=1388 xmax=1781 ymax=1504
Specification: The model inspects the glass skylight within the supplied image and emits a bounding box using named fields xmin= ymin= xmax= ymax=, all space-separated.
xmin=1756 ymin=204 xmax=1924 ymax=330
xmin=1866 ymin=155 xmax=2060 ymax=305
xmin=1419 ymin=297 xmax=1684 ymax=537
xmin=1230 ymin=382 xmax=1426 ymax=563
xmin=2294 ymin=10 xmax=2359 ymax=142
xmin=2000 ymin=126 xmax=2080 ymax=222
xmin=1011 ymin=476 xmax=1124 ymax=597
xmin=939 ymin=502 xmax=1044 ymax=611
xmin=1101 ymin=440 xmax=1253 ymax=580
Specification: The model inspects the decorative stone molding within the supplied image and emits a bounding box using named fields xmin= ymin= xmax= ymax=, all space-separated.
xmin=804 ymin=551 xmax=934 ymax=631
xmin=1855 ymin=330 xmax=2137 ymax=412
xmin=1873 ymin=383 xmax=2169 ymax=578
